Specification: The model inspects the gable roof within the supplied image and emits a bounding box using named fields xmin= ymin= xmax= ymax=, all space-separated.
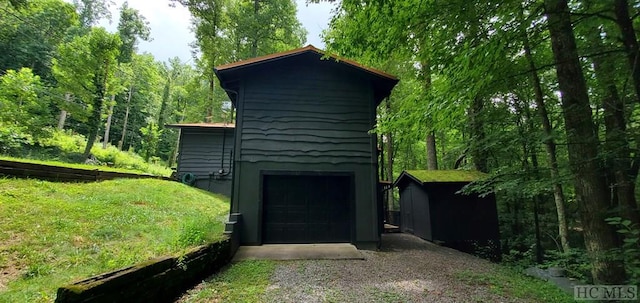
xmin=214 ymin=45 xmax=399 ymax=105
xmin=393 ymin=170 xmax=487 ymax=188
xmin=216 ymin=45 xmax=398 ymax=80
xmin=165 ymin=122 xmax=235 ymax=129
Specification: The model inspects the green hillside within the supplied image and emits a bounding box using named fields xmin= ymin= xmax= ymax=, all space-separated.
xmin=0 ymin=178 xmax=229 ymax=302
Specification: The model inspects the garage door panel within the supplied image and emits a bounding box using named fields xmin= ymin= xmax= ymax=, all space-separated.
xmin=263 ymin=174 xmax=351 ymax=243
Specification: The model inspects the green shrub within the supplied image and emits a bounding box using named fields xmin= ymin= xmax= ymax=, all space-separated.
xmin=0 ymin=121 xmax=32 ymax=154
xmin=501 ymin=245 xmax=537 ymax=271
xmin=543 ymin=249 xmax=592 ymax=283
xmin=606 ymin=216 xmax=640 ymax=285
xmin=26 ymin=129 xmax=172 ymax=176
xmin=38 ymin=129 xmax=85 ymax=154
xmin=0 ymin=68 xmax=52 ymax=137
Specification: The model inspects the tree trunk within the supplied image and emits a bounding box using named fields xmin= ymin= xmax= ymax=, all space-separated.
xmin=614 ymin=0 xmax=640 ymax=104
xmin=426 ymin=131 xmax=438 ymax=170
xmin=102 ymin=95 xmax=115 ymax=149
xmin=544 ymin=0 xmax=626 ymax=284
xmin=251 ymin=0 xmax=259 ymax=57
xmin=589 ymin=32 xmax=640 ymax=229
xmin=57 ymin=110 xmax=67 ymax=130
xmin=158 ymin=78 xmax=170 ymax=127
xmin=385 ymin=99 xmax=394 ymax=209
xmin=118 ymin=87 xmax=133 ymax=151
xmin=515 ymin=97 xmax=543 ymax=262
xmin=469 ymin=96 xmax=488 ymax=172
xmin=83 ymin=70 xmax=107 ymax=158
xmin=422 ymin=60 xmax=437 ymax=170
xmin=522 ymin=22 xmax=570 ymax=253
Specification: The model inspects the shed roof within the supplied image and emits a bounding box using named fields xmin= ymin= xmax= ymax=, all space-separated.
xmin=165 ymin=122 xmax=235 ymax=129
xmin=393 ymin=170 xmax=487 ymax=188
xmin=214 ymin=45 xmax=399 ymax=105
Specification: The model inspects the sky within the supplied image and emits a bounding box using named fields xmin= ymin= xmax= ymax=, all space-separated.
xmin=96 ymin=0 xmax=336 ymax=63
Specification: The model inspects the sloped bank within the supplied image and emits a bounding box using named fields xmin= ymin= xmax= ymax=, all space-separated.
xmin=56 ymin=238 xmax=232 ymax=303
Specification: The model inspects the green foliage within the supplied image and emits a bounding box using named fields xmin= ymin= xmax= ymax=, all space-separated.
xmin=0 ymin=178 xmax=229 ymax=302
xmin=116 ymin=2 xmax=151 ymax=63
xmin=0 ymin=121 xmax=33 ymax=154
xmin=543 ymin=249 xmax=592 ymax=283
xmin=38 ymin=128 xmax=86 ymax=153
xmin=4 ymin=129 xmax=172 ymax=176
xmin=228 ymin=0 xmax=307 ymax=58
xmin=107 ymin=53 xmax=163 ymax=151
xmin=500 ymin=247 xmax=538 ymax=271
xmin=0 ymin=68 xmax=52 ymax=137
xmin=179 ymin=260 xmax=276 ymax=303
xmin=53 ymin=27 xmax=122 ymax=156
xmin=455 ymin=268 xmax=575 ymax=303
xmin=606 ymin=217 xmax=640 ymax=285
xmin=0 ymin=0 xmax=79 ymax=82
xmin=140 ymin=121 xmax=162 ymax=161
xmin=72 ymin=0 xmax=112 ymax=29
xmin=90 ymin=144 xmax=171 ymax=176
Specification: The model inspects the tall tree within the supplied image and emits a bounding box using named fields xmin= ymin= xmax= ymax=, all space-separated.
xmin=544 ymin=0 xmax=625 ymax=283
xmin=0 ymin=68 xmax=51 ymax=136
xmin=53 ymin=27 xmax=121 ymax=158
xmin=519 ymin=5 xmax=570 ymax=253
xmin=109 ymin=53 xmax=163 ymax=151
xmin=0 ymin=0 xmax=78 ymax=82
xmin=116 ymin=1 xmax=150 ymax=64
xmin=73 ymin=0 xmax=112 ymax=29
xmin=229 ymin=0 xmax=306 ymax=59
xmin=102 ymin=2 xmax=151 ymax=148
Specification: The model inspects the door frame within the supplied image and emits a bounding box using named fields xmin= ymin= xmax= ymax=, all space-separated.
xmin=258 ymin=170 xmax=356 ymax=244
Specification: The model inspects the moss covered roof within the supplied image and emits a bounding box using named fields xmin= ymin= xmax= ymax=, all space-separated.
xmin=404 ymin=170 xmax=487 ymax=183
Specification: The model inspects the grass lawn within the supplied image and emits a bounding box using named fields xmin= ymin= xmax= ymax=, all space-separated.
xmin=178 ymin=260 xmax=276 ymax=303
xmin=0 ymin=178 xmax=229 ymax=302
xmin=456 ymin=267 xmax=576 ymax=302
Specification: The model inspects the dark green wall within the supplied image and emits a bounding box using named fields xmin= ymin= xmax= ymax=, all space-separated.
xmin=176 ymin=128 xmax=234 ymax=196
xmin=427 ymin=183 xmax=500 ymax=242
xmin=399 ymin=181 xmax=500 ymax=243
xmin=230 ymin=55 xmax=380 ymax=248
xmin=400 ymin=182 xmax=432 ymax=240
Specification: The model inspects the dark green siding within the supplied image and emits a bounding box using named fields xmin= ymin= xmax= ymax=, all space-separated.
xmin=400 ymin=182 xmax=432 ymax=240
xmin=240 ymin=63 xmax=373 ymax=165
xmin=231 ymin=57 xmax=380 ymax=248
xmin=176 ymin=128 xmax=234 ymax=196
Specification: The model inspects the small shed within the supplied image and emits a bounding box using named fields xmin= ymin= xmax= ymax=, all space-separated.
xmin=166 ymin=123 xmax=234 ymax=196
xmin=215 ymin=45 xmax=398 ymax=249
xmin=393 ymin=170 xmax=500 ymax=259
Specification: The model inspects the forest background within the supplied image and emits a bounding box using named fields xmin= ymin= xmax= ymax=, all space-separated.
xmin=2 ymin=0 xmax=640 ymax=286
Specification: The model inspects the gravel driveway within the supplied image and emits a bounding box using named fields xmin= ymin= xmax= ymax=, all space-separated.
xmin=259 ymin=233 xmax=520 ymax=303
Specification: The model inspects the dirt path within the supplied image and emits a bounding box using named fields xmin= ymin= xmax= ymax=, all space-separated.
xmin=259 ymin=234 xmax=522 ymax=303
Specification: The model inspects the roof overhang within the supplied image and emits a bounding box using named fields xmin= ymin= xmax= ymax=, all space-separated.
xmin=393 ymin=170 xmax=487 ymax=188
xmin=214 ymin=45 xmax=399 ymax=106
xmin=165 ymin=123 xmax=235 ymax=129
